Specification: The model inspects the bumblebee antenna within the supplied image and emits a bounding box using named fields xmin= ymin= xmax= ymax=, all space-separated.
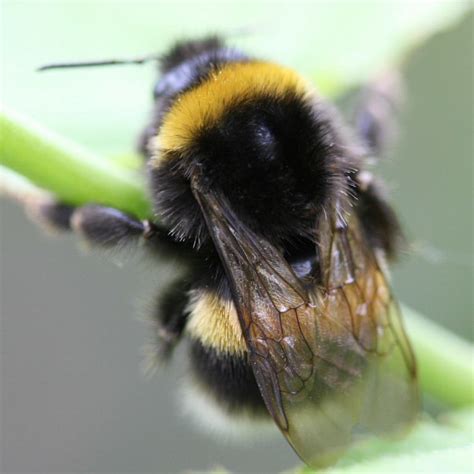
xmin=37 ymin=54 xmax=161 ymax=72
xmin=37 ymin=28 xmax=261 ymax=73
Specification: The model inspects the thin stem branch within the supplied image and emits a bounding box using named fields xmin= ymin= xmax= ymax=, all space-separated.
xmin=0 ymin=106 xmax=152 ymax=218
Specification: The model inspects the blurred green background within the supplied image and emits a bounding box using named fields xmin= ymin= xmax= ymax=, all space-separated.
xmin=1 ymin=1 xmax=472 ymax=473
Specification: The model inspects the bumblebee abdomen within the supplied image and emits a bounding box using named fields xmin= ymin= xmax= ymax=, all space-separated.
xmin=184 ymin=288 xmax=268 ymax=421
xmin=188 ymin=339 xmax=267 ymax=415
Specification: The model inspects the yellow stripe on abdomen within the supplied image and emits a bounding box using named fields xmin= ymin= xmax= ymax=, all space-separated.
xmin=186 ymin=290 xmax=247 ymax=356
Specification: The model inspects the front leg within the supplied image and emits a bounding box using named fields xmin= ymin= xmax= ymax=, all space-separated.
xmin=24 ymin=196 xmax=191 ymax=257
xmin=354 ymin=172 xmax=404 ymax=261
xmin=354 ymin=70 xmax=403 ymax=157
xmin=71 ymin=205 xmax=152 ymax=248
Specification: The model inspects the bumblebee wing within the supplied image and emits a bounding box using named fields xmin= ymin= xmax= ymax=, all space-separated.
xmin=193 ymin=187 xmax=418 ymax=468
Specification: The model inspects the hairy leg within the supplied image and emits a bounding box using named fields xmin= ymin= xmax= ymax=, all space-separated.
xmin=354 ymin=70 xmax=403 ymax=157
xmin=354 ymin=175 xmax=404 ymax=261
xmin=148 ymin=277 xmax=193 ymax=362
xmin=23 ymin=196 xmax=191 ymax=257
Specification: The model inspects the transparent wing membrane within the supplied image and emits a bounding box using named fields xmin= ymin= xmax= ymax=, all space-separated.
xmin=193 ymin=186 xmax=418 ymax=468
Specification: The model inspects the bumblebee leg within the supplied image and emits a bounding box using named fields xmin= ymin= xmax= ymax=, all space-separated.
xmin=147 ymin=278 xmax=192 ymax=363
xmin=354 ymin=70 xmax=403 ymax=157
xmin=71 ymin=205 xmax=199 ymax=260
xmin=355 ymin=176 xmax=404 ymax=261
xmin=70 ymin=205 xmax=149 ymax=248
xmin=25 ymin=197 xmax=75 ymax=233
xmin=27 ymin=198 xmax=148 ymax=246
xmin=20 ymin=190 xmax=185 ymax=251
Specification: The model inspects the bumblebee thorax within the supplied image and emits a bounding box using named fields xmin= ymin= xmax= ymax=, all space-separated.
xmin=153 ymin=61 xmax=312 ymax=156
xmin=148 ymin=61 xmax=349 ymax=246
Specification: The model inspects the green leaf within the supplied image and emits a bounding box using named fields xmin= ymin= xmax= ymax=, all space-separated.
xmin=404 ymin=306 xmax=474 ymax=408
xmin=296 ymin=409 xmax=474 ymax=473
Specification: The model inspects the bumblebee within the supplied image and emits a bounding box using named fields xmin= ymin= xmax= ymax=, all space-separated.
xmin=28 ymin=36 xmax=418 ymax=468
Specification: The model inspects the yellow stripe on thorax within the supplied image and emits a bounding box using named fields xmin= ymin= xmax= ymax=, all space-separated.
xmin=156 ymin=61 xmax=311 ymax=156
xmin=186 ymin=290 xmax=247 ymax=356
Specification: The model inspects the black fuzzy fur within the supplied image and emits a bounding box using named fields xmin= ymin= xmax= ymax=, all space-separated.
xmin=189 ymin=338 xmax=267 ymax=416
xmin=151 ymin=94 xmax=357 ymax=247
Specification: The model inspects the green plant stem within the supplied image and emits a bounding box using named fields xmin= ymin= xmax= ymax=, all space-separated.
xmin=403 ymin=306 xmax=474 ymax=408
xmin=1 ymin=106 xmax=473 ymax=409
xmin=0 ymin=106 xmax=152 ymax=218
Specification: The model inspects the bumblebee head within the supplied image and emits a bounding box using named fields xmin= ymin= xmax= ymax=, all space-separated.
xmin=149 ymin=61 xmax=355 ymax=247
